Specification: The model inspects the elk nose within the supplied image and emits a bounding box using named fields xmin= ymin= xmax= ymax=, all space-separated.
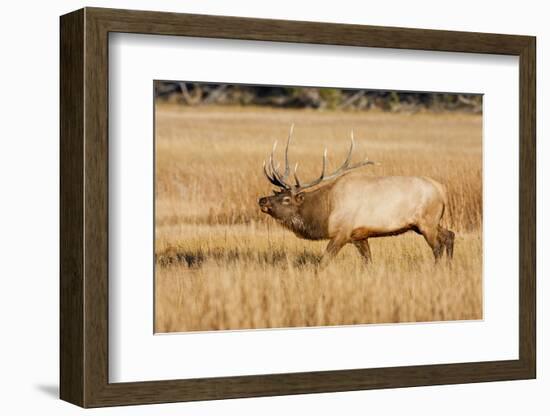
xmin=258 ymin=198 xmax=271 ymax=213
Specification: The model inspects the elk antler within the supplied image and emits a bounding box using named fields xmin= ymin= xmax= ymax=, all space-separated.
xmin=263 ymin=127 xmax=378 ymax=191
xmin=263 ymin=124 xmax=295 ymax=189
xmin=293 ymin=130 xmax=378 ymax=190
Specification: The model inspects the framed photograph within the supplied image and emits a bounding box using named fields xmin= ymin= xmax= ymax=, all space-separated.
xmin=60 ymin=7 xmax=536 ymax=408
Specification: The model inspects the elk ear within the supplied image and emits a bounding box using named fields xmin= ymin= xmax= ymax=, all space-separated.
xmin=295 ymin=192 xmax=305 ymax=205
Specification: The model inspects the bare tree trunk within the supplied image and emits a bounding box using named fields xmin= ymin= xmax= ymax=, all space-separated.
xmin=179 ymin=82 xmax=203 ymax=105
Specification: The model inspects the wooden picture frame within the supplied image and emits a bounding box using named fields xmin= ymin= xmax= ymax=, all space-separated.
xmin=60 ymin=7 xmax=536 ymax=408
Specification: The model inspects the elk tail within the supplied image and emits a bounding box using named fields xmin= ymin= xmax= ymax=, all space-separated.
xmin=424 ymin=177 xmax=452 ymax=228
xmin=441 ymin=185 xmax=452 ymax=228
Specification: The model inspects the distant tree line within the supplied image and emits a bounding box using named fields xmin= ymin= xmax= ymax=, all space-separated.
xmin=154 ymin=81 xmax=482 ymax=113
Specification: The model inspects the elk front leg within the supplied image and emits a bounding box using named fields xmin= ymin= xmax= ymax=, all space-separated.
xmin=319 ymin=236 xmax=348 ymax=269
xmin=353 ymin=239 xmax=372 ymax=265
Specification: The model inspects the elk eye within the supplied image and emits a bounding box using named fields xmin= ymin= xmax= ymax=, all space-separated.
xmin=282 ymin=196 xmax=291 ymax=204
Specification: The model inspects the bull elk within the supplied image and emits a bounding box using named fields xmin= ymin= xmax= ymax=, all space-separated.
xmin=258 ymin=125 xmax=455 ymax=267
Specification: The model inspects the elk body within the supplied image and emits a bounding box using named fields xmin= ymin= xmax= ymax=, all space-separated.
xmin=258 ymin=126 xmax=455 ymax=266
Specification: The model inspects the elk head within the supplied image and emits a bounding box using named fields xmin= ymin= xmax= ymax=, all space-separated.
xmin=258 ymin=124 xmax=376 ymax=222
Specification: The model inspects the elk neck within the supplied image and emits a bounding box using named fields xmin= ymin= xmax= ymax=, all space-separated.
xmin=286 ymin=183 xmax=333 ymax=240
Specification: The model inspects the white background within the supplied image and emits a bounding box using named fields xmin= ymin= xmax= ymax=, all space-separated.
xmin=0 ymin=0 xmax=546 ymax=414
xmin=110 ymin=34 xmax=519 ymax=382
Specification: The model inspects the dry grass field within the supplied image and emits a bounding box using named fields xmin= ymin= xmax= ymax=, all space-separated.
xmin=154 ymin=103 xmax=483 ymax=333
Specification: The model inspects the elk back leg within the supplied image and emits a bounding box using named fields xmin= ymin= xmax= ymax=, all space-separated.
xmin=419 ymin=224 xmax=444 ymax=262
xmin=438 ymin=226 xmax=455 ymax=259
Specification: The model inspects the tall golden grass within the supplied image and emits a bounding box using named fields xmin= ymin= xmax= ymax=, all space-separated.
xmin=155 ymin=103 xmax=482 ymax=332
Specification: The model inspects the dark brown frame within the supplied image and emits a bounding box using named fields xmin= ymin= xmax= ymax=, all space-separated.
xmin=60 ymin=7 xmax=536 ymax=408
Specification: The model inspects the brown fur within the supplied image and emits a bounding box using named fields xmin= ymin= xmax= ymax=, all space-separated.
xmin=292 ymin=183 xmax=334 ymax=240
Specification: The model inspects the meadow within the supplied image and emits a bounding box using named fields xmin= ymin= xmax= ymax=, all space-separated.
xmin=154 ymin=103 xmax=483 ymax=332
